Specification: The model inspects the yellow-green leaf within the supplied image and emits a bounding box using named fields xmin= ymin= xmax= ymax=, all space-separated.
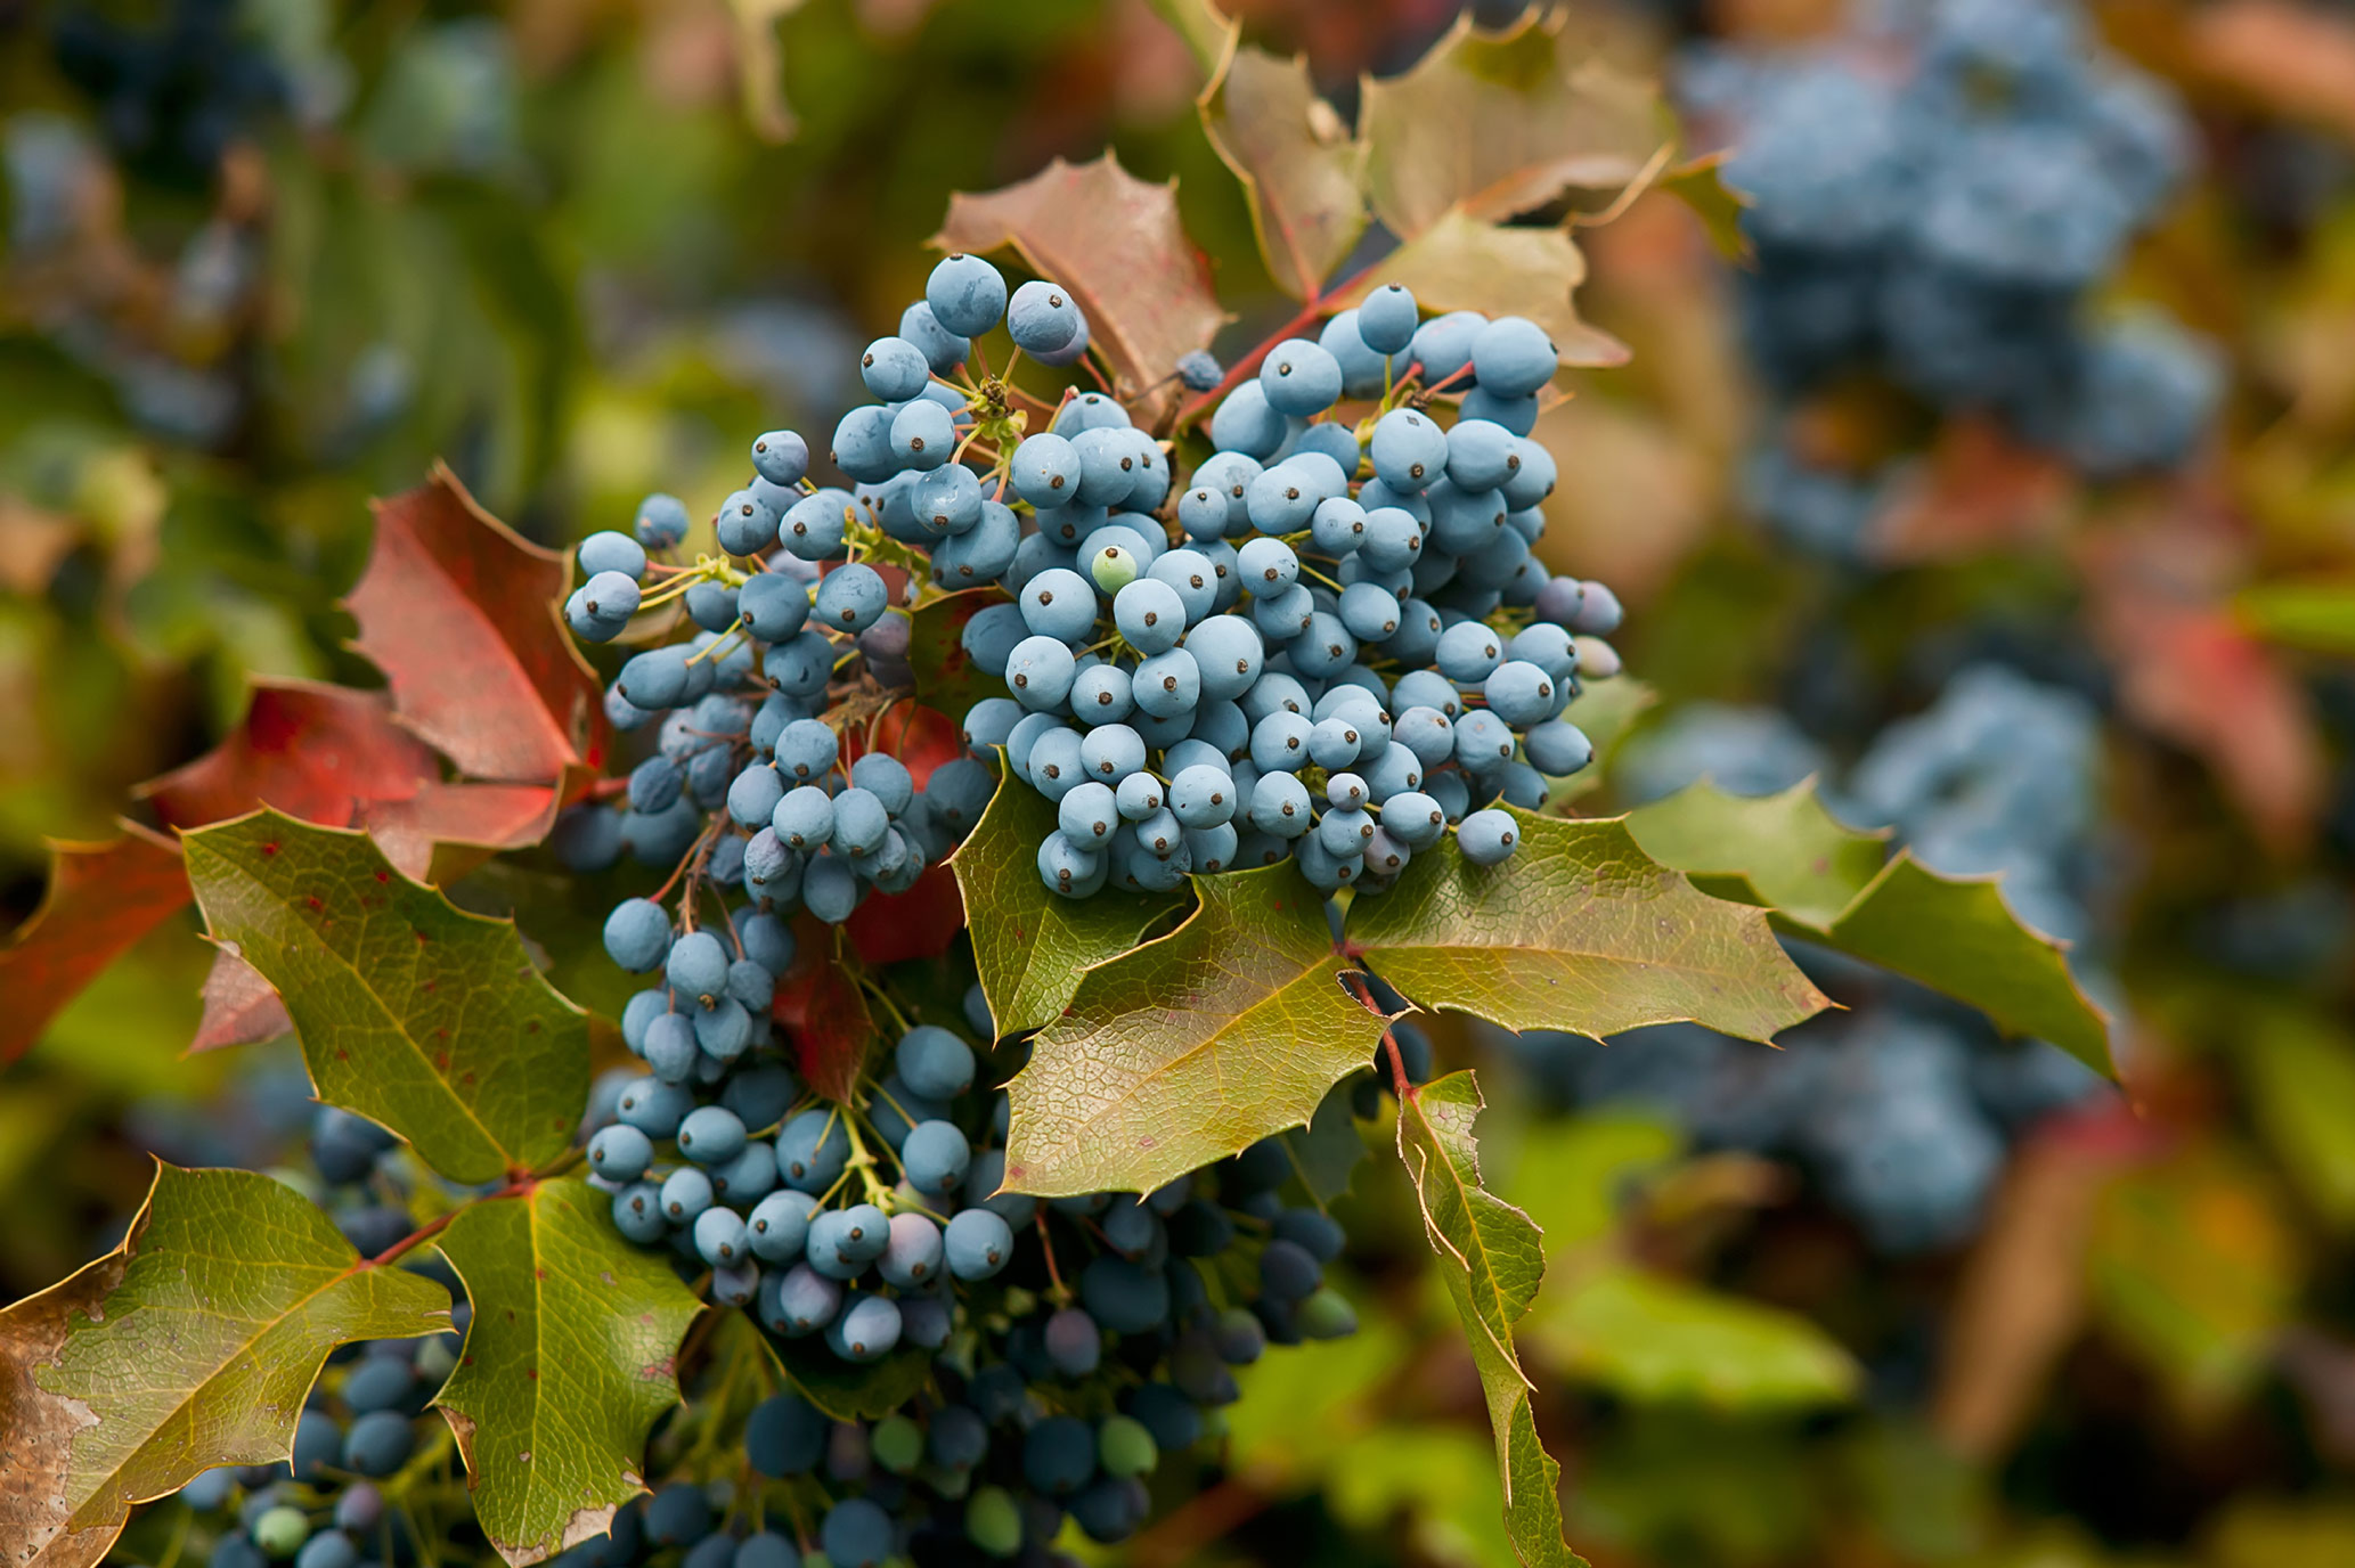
xmin=948 ymin=770 xmax=1187 ymax=1039
xmin=1330 ymin=210 xmax=1628 ymax=370
xmin=1348 ymin=809 xmax=1829 ymax=1045
xmin=1658 ymin=152 xmax=1752 ymax=262
xmin=2239 ymin=1010 xmax=2355 ymax=1231
xmin=183 ymin=810 xmax=592 ymax=1184
xmin=1002 ymin=864 xmax=1383 ymax=1196
xmin=2236 ymin=578 xmax=2355 ymax=655
xmin=1397 ymin=1072 xmax=1582 ymax=1568
xmin=1200 ymin=39 xmax=1368 ymax=299
xmin=1527 ymin=1264 xmax=1860 ymax=1409
xmin=0 ymin=1165 xmax=447 ymax=1568
xmin=1625 ymin=781 xmax=2115 ymax=1076
xmin=433 ymin=1179 xmax=704 ymax=1567
xmin=1358 ymin=10 xmax=1666 ymax=239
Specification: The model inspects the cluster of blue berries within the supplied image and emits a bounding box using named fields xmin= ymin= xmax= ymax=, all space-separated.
xmin=1687 ymin=0 xmax=2222 ymax=554
xmin=1523 ymin=664 xmax=2112 ymax=1251
xmin=572 ymin=970 xmax=1367 ymax=1565
xmin=950 ymin=287 xmax=1622 ymax=896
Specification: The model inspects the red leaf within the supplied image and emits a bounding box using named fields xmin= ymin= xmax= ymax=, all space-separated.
xmin=934 ymin=154 xmax=1229 ymax=425
xmin=348 ymin=464 xmax=607 ymax=784
xmin=840 ymin=703 xmax=966 ymax=791
xmin=0 ymin=824 xmax=189 ymax=1066
xmin=1871 ymin=419 xmax=2078 ymax=563
xmin=358 ymin=782 xmax=561 ymax=882
xmin=139 ymin=679 xmax=436 ymax=830
xmin=189 ymin=948 xmax=292 ymax=1054
xmin=845 ymin=864 xmax=966 ymax=968
xmin=770 ymin=918 xmax=877 ymax=1102
xmin=2081 ymin=517 xmax=2326 ymax=853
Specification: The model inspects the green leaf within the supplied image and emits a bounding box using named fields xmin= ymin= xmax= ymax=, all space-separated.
xmin=183 ymin=810 xmax=593 ymax=1185
xmin=432 ymin=1178 xmax=703 ymax=1567
xmin=905 ymin=586 xmax=1011 ymax=722
xmin=1527 ymin=1265 xmax=1860 ymax=1410
xmin=1658 ymin=152 xmax=1752 ymax=263
xmin=1145 ymin=0 xmax=1231 ymax=73
xmin=1396 ymin=1072 xmax=1582 ymax=1568
xmin=2236 ymin=579 xmax=2355 ymax=655
xmin=0 ymin=1165 xmax=447 ymax=1568
xmin=1619 ymin=778 xmax=1884 ymax=929
xmin=1502 ymin=1113 xmax=1681 ymax=1252
xmin=1002 ymin=864 xmax=1383 ymax=1196
xmin=1281 ymin=1078 xmax=1371 ymax=1203
xmin=1199 ymin=39 xmax=1368 ymax=299
xmin=1357 ymin=10 xmax=1666 ymax=238
xmin=948 ymin=771 xmax=1187 ymax=1040
xmin=756 ymin=1335 xmax=933 ymax=1423
xmin=1624 ymin=781 xmax=2115 ymax=1076
xmin=1348 ymin=809 xmax=1828 ymax=1045
xmin=1330 ymin=210 xmax=1628 ymax=371
xmin=2239 ymin=1010 xmax=2355 ymax=1231
xmin=1547 ymin=676 xmax=1656 ymax=806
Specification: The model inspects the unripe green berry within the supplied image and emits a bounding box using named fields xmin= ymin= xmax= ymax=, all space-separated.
xmin=965 ymin=1485 xmax=1023 ymax=1558
xmin=1089 ymin=544 xmax=1139 ymax=594
xmin=253 ymin=1504 xmax=311 ymax=1560
xmin=1097 ymin=1413 xmax=1159 ymax=1478
xmin=871 ymin=1413 xmax=924 ymax=1474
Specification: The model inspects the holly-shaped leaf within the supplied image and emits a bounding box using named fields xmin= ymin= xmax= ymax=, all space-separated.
xmin=1329 ymin=210 xmax=1629 ymax=371
xmin=182 ymin=810 xmax=591 ymax=1184
xmin=1001 ymin=864 xmax=1380 ymax=1197
xmin=0 ymin=824 xmax=189 ymax=1067
xmin=348 ymin=465 xmax=607 ymax=785
xmin=934 ymin=155 xmax=1230 ymax=424
xmin=1281 ymin=1078 xmax=1370 ymax=1204
xmin=1348 ymin=809 xmax=1829 ymax=1045
xmin=949 ymin=772 xmax=1188 ymax=1042
xmin=1395 ymin=1072 xmax=1581 ymax=1568
xmin=0 ymin=1165 xmax=448 ymax=1568
xmin=1200 ymin=38 xmax=1368 ymax=299
xmin=1624 ymin=780 xmax=2115 ymax=1075
xmin=432 ymin=1179 xmax=704 ymax=1567
xmin=1658 ymin=152 xmax=1752 ymax=262
xmin=906 ymin=587 xmax=1012 ymax=724
xmin=139 ymin=679 xmax=440 ymax=833
xmin=1358 ymin=9 xmax=1668 ymax=239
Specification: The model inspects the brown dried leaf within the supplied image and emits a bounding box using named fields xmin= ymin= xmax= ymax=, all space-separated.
xmin=934 ymin=154 xmax=1230 ymax=424
xmin=1330 ymin=209 xmax=1629 ymax=369
xmin=1358 ymin=9 xmax=1668 ymax=239
xmin=1200 ymin=40 xmax=1367 ymax=299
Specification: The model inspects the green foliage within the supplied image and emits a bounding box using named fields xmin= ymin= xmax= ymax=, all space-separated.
xmin=948 ymin=770 xmax=1186 ymax=1039
xmin=1001 ymin=863 xmax=1382 ymax=1197
xmin=905 ymin=587 xmax=1013 ymax=722
xmin=1396 ymin=1072 xmax=1582 ymax=1568
xmin=433 ymin=1179 xmax=705 ymax=1566
xmin=1625 ymin=781 xmax=2114 ymax=1075
xmin=2239 ymin=1010 xmax=2355 ymax=1230
xmin=1527 ymin=1267 xmax=1860 ymax=1410
xmin=1349 ymin=809 xmax=1830 ymax=1043
xmin=0 ymin=1166 xmax=447 ymax=1565
xmin=182 ymin=811 xmax=591 ymax=1184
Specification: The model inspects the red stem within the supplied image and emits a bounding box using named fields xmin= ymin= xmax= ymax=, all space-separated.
xmin=1170 ymin=257 xmax=1387 ymax=430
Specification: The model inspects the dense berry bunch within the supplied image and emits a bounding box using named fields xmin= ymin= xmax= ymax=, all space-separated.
xmin=1519 ymin=665 xmax=2111 ymax=1250
xmin=1686 ymin=0 xmax=2221 ymax=552
xmin=571 ymin=975 xmax=1370 ymax=1565
xmin=50 ymin=0 xmax=286 ymax=183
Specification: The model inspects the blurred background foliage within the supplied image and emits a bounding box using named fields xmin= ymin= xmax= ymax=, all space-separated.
xmin=5 ymin=0 xmax=2355 ymax=1566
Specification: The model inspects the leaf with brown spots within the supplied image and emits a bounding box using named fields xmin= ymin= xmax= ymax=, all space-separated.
xmin=181 ymin=810 xmax=591 ymax=1185
xmin=0 ymin=1164 xmax=447 ymax=1568
xmin=0 ymin=823 xmax=189 ymax=1067
xmin=348 ymin=465 xmax=607 ymax=785
xmin=433 ymin=1180 xmax=702 ymax=1567
xmin=934 ymin=154 xmax=1229 ymax=424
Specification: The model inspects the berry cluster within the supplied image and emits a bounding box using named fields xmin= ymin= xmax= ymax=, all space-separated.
xmin=955 ymin=291 xmax=1621 ymax=896
xmin=574 ymin=973 xmax=1371 ymax=1564
xmin=1686 ymin=0 xmax=2221 ymax=552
